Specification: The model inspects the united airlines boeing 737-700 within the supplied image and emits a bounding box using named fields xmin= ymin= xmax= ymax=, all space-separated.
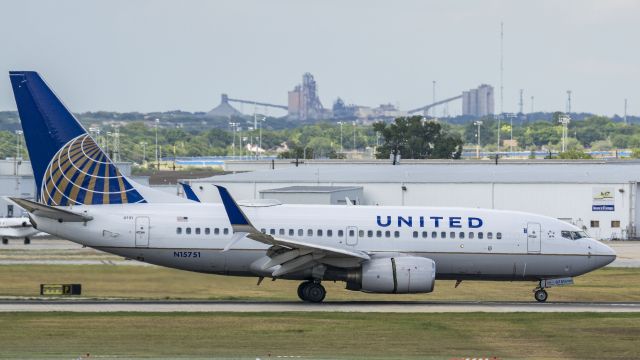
xmin=8 ymin=71 xmax=616 ymax=302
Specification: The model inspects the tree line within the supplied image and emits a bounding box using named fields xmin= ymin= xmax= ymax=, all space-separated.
xmin=2 ymin=114 xmax=640 ymax=162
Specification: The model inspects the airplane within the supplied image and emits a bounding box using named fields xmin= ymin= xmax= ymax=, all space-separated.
xmin=0 ymin=216 xmax=40 ymax=244
xmin=8 ymin=71 xmax=616 ymax=303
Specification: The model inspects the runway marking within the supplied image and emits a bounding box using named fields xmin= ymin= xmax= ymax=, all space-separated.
xmin=0 ymin=300 xmax=639 ymax=313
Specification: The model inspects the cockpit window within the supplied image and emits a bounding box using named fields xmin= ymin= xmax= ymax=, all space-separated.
xmin=561 ymin=230 xmax=588 ymax=240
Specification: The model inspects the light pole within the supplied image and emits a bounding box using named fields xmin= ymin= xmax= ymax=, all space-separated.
xmin=504 ymin=113 xmax=515 ymax=154
xmin=337 ymin=122 xmax=344 ymax=153
xmin=140 ymin=142 xmax=147 ymax=165
xmin=474 ymin=120 xmax=483 ymax=159
xmin=89 ymin=127 xmax=101 ymax=147
xmin=229 ymin=122 xmax=238 ymax=158
xmin=14 ymin=130 xmax=23 ymax=176
xmin=352 ymin=121 xmax=356 ymax=151
xmin=154 ymin=118 xmax=160 ymax=170
xmin=257 ymin=115 xmax=266 ymax=159
xmin=106 ymin=131 xmax=111 ymax=158
xmin=496 ymin=114 xmax=502 ymax=152
xmin=238 ymin=129 xmax=243 ymax=158
xmin=559 ymin=114 xmax=571 ymax=152
xmin=432 ymin=80 xmax=436 ymax=117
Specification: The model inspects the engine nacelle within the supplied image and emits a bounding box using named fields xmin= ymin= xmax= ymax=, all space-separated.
xmin=348 ymin=257 xmax=436 ymax=294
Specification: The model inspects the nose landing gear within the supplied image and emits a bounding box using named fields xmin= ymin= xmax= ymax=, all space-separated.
xmin=297 ymin=281 xmax=326 ymax=303
xmin=534 ymin=288 xmax=548 ymax=302
xmin=533 ymin=280 xmax=548 ymax=302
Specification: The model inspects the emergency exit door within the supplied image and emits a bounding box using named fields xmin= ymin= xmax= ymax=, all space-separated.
xmin=527 ymin=223 xmax=541 ymax=253
xmin=135 ymin=217 xmax=150 ymax=247
xmin=346 ymin=226 xmax=358 ymax=246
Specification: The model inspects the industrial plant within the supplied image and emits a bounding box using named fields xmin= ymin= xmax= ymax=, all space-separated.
xmin=206 ymin=72 xmax=496 ymax=121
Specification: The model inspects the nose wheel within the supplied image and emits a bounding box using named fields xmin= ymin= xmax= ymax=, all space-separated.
xmin=534 ymin=288 xmax=548 ymax=302
xmin=297 ymin=281 xmax=326 ymax=303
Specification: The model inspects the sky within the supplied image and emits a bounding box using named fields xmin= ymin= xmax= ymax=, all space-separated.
xmin=0 ymin=0 xmax=638 ymax=116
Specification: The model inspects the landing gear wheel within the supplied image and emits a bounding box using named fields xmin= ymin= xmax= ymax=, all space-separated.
xmin=24 ymin=237 xmax=30 ymax=245
xmin=304 ymin=282 xmax=326 ymax=303
xmin=2 ymin=238 xmax=8 ymax=245
xmin=297 ymin=281 xmax=312 ymax=301
xmin=534 ymin=289 xmax=548 ymax=303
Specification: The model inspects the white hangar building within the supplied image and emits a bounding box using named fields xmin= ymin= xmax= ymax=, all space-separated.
xmin=185 ymin=161 xmax=640 ymax=241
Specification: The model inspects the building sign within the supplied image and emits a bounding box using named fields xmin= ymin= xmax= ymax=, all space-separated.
xmin=592 ymin=187 xmax=615 ymax=211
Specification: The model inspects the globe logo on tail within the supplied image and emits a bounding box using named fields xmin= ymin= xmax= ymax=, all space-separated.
xmin=41 ymin=134 xmax=145 ymax=205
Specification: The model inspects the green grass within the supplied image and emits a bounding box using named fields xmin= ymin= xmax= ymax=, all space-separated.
xmin=0 ymin=312 xmax=638 ymax=359
xmin=0 ymin=265 xmax=639 ymax=302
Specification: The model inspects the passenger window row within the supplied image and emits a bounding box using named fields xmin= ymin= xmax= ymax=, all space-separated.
xmin=259 ymin=228 xmax=404 ymax=239
xmin=176 ymin=226 xmax=502 ymax=240
xmin=411 ymin=231 xmax=502 ymax=240
xmin=176 ymin=227 xmax=229 ymax=235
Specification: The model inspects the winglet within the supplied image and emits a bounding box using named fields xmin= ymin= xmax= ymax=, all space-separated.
xmin=215 ymin=185 xmax=255 ymax=232
xmin=180 ymin=182 xmax=200 ymax=202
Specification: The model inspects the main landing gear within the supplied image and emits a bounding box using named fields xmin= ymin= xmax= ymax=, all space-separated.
xmin=297 ymin=281 xmax=326 ymax=303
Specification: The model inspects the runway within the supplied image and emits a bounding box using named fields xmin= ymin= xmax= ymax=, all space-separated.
xmin=1 ymin=300 xmax=639 ymax=313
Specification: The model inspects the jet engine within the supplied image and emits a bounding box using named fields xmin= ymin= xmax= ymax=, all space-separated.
xmin=345 ymin=257 xmax=436 ymax=294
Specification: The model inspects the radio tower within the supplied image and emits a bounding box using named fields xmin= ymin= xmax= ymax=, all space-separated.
xmin=518 ymin=89 xmax=524 ymax=114
xmin=500 ymin=22 xmax=504 ymax=114
xmin=432 ymin=80 xmax=436 ymax=117
xmin=566 ymin=90 xmax=572 ymax=113
xmin=497 ymin=21 xmax=504 ymax=152
xmin=624 ymin=99 xmax=628 ymax=124
xmin=530 ymin=96 xmax=534 ymax=113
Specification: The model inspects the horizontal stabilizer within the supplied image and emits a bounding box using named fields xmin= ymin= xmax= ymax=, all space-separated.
xmin=9 ymin=197 xmax=93 ymax=222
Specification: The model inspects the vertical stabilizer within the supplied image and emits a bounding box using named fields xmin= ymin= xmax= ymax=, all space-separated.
xmin=9 ymin=71 xmax=187 ymax=205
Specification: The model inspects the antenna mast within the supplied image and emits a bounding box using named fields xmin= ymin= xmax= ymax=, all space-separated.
xmin=518 ymin=89 xmax=524 ymax=114
xmin=500 ymin=21 xmax=504 ymax=115
xmin=624 ymin=99 xmax=628 ymax=124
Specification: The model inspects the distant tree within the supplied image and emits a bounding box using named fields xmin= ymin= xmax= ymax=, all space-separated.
xmin=373 ymin=116 xmax=462 ymax=161
xmin=589 ymin=139 xmax=613 ymax=151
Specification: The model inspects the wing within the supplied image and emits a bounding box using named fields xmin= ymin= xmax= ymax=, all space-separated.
xmin=215 ymin=185 xmax=369 ymax=277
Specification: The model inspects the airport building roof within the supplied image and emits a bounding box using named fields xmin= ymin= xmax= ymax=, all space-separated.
xmin=196 ymin=161 xmax=640 ymax=184
xmin=260 ymin=186 xmax=362 ymax=193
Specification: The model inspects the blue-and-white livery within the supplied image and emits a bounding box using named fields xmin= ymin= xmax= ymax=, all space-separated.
xmin=9 ymin=71 xmax=182 ymax=206
xmin=8 ymin=71 xmax=616 ymax=303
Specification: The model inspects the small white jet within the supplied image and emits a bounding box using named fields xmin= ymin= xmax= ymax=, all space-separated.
xmin=8 ymin=71 xmax=616 ymax=302
xmin=0 ymin=217 xmax=39 ymax=244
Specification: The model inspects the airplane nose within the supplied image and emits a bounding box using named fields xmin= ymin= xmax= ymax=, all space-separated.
xmin=590 ymin=240 xmax=617 ymax=267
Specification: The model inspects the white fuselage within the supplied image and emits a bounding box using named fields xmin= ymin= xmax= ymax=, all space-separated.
xmin=31 ymin=202 xmax=616 ymax=281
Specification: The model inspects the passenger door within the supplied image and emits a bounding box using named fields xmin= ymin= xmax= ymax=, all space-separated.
xmin=135 ymin=217 xmax=150 ymax=247
xmin=346 ymin=226 xmax=358 ymax=246
xmin=527 ymin=223 xmax=541 ymax=253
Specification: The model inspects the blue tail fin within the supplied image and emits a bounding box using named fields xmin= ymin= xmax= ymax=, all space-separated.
xmin=9 ymin=71 xmax=146 ymax=205
xmin=179 ymin=182 xmax=200 ymax=202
